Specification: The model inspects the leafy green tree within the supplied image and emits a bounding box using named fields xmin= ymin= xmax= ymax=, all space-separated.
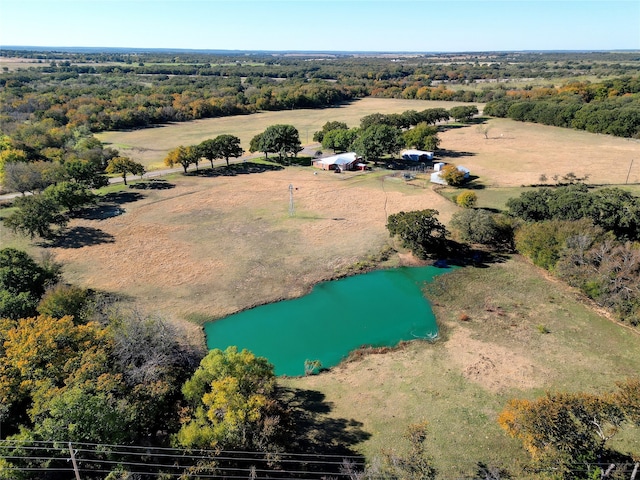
xmin=259 ymin=124 xmax=303 ymax=163
xmin=313 ymin=121 xmax=348 ymax=142
xmin=321 ymin=128 xmax=358 ymax=153
xmin=450 ymin=209 xmax=514 ymax=250
xmin=403 ymin=122 xmax=440 ymax=151
xmin=178 ymin=346 xmax=284 ymax=451
xmin=507 ymin=188 xmax=556 ymax=222
xmin=3 ymin=194 xmax=68 ymax=239
xmin=43 ymin=181 xmax=95 ymax=213
xmin=359 ymin=113 xmax=392 ymax=130
xmin=61 ymin=158 xmax=109 ymax=188
xmin=200 ymin=134 xmax=244 ymax=167
xmin=418 ymin=108 xmax=450 ymax=125
xmin=0 ymin=248 xmax=58 ymax=300
xmin=164 ymin=145 xmax=200 ymax=173
xmin=105 ymin=156 xmax=145 ymax=185
xmin=386 ymin=209 xmax=448 ymax=259
xmin=400 ymin=109 xmax=421 ymax=128
xmin=249 ymin=133 xmax=268 ymax=159
xmin=589 ymin=187 xmax=640 ymax=241
xmin=352 ymin=124 xmax=403 ymax=161
xmin=449 ymin=105 xmax=479 ymax=122
xmin=547 ymin=183 xmax=592 ymax=221
xmin=37 ymin=284 xmax=91 ymax=322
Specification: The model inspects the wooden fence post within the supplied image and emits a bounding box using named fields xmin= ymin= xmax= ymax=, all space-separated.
xmin=68 ymin=441 xmax=81 ymax=480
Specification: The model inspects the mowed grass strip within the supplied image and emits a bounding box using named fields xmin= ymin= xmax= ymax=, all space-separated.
xmin=283 ymin=255 xmax=640 ymax=478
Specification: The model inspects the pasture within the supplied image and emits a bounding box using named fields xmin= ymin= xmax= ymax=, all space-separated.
xmin=284 ymin=255 xmax=640 ymax=477
xmin=96 ymin=98 xmax=481 ymax=170
xmin=97 ymin=98 xmax=640 ymax=189
xmin=3 ymin=102 xmax=640 ymax=476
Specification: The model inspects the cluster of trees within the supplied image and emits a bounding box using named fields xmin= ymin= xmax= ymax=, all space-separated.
xmin=499 ymin=379 xmax=640 ymax=478
xmin=484 ymin=77 xmax=640 ymax=137
xmin=507 ymin=185 xmax=640 ymax=326
xmin=1 ymin=67 xmax=355 ymax=133
xmin=164 ymin=134 xmax=244 ymax=173
xmin=249 ymin=124 xmax=303 ymax=163
xmin=311 ymin=106 xmax=471 ymax=162
xmin=0 ymin=247 xmax=297 ymax=478
xmin=0 ymin=124 xmax=116 ymax=185
xmin=163 ymin=127 xmax=303 ymax=173
xmin=386 ymin=184 xmax=640 ymax=327
xmin=1 ymin=146 xmax=145 ymax=239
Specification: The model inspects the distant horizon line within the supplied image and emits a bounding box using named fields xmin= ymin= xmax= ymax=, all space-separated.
xmin=2 ymin=45 xmax=639 ymax=55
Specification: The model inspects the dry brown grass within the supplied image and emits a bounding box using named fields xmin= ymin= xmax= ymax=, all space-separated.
xmin=49 ymin=168 xmax=455 ymax=325
xmin=440 ymin=118 xmax=640 ymax=187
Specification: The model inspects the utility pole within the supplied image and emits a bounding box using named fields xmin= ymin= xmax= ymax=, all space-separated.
xmin=289 ymin=184 xmax=295 ymax=217
xmin=625 ymin=158 xmax=634 ymax=184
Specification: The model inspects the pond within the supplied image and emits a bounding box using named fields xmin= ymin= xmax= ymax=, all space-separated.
xmin=204 ymin=265 xmax=449 ymax=376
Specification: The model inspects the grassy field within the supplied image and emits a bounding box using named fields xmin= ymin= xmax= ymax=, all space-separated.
xmin=96 ymin=98 xmax=483 ymax=170
xmin=96 ymin=101 xmax=640 ymax=190
xmin=283 ymin=255 xmax=640 ymax=477
xmin=3 ymin=104 xmax=640 ymax=477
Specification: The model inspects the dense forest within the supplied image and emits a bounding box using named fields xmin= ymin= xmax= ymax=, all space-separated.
xmin=1 ymin=49 xmax=639 ymax=135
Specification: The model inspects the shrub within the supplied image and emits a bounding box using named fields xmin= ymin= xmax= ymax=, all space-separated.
xmin=38 ymin=284 xmax=91 ymax=323
xmin=450 ymin=209 xmax=515 ymax=250
xmin=440 ymin=164 xmax=467 ymax=187
xmin=456 ymin=190 xmax=477 ymax=208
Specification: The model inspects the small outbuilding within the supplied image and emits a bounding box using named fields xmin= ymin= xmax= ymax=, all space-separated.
xmin=312 ymin=152 xmax=361 ymax=171
xmin=401 ymin=149 xmax=434 ymax=162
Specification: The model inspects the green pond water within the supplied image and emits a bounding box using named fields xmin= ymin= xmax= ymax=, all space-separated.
xmin=204 ymin=265 xmax=448 ymax=376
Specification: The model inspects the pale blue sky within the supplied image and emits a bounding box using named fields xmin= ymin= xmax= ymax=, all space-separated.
xmin=0 ymin=0 xmax=638 ymax=52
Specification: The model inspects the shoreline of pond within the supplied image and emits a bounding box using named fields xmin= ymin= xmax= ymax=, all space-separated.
xmin=203 ymin=262 xmax=451 ymax=376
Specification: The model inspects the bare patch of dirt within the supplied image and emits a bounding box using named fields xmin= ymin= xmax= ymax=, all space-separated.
xmin=444 ymin=327 xmax=548 ymax=392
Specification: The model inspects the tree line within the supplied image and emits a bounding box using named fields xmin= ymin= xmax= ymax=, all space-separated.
xmin=162 ymin=106 xmax=472 ymax=174
xmin=2 ymin=50 xmax=639 ymax=140
xmin=483 ymin=77 xmax=640 ymax=137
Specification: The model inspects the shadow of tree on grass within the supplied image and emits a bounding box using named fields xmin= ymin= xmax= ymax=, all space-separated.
xmin=279 ymin=386 xmax=370 ymax=459
xmin=437 ymin=149 xmax=476 ymax=159
xmin=76 ymin=191 xmax=146 ymax=220
xmin=45 ymin=226 xmax=115 ymax=248
xmin=101 ymin=191 xmax=146 ymax=205
xmin=192 ymin=162 xmax=284 ymax=177
xmin=128 ymin=179 xmax=175 ymax=190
